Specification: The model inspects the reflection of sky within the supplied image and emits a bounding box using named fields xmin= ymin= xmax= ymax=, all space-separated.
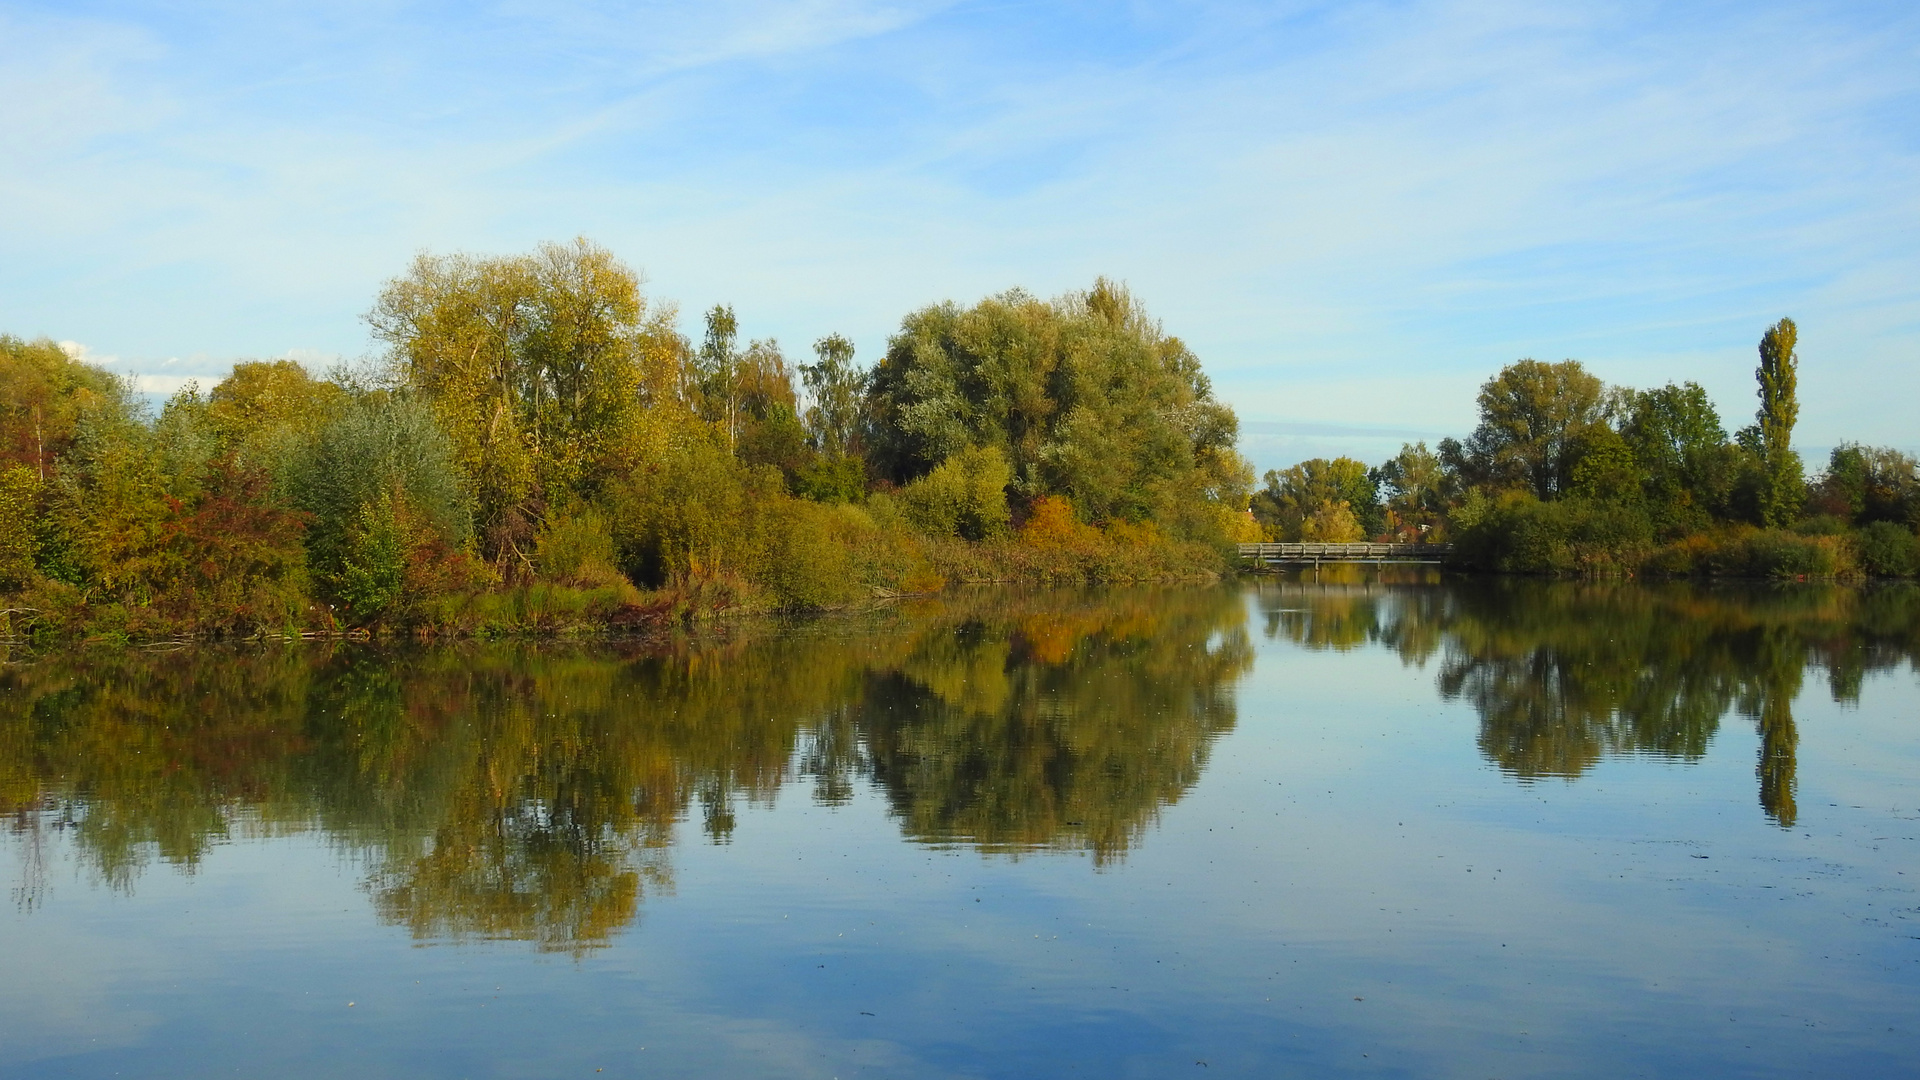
xmin=3 ymin=588 xmax=1916 ymax=1077
xmin=4 ymin=1 xmax=1917 ymax=460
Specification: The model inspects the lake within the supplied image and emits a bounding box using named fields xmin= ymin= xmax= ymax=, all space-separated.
xmin=2 ymin=577 xmax=1916 ymax=1078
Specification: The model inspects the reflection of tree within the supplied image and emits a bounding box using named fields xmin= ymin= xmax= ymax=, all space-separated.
xmin=1438 ymin=584 xmax=1739 ymax=778
xmin=1260 ymin=577 xmax=1920 ymax=828
xmin=853 ymin=589 xmax=1252 ymax=865
xmin=1255 ymin=576 xmax=1447 ymax=666
xmin=0 ymin=586 xmax=1253 ymax=945
xmin=1736 ymin=625 xmax=1804 ymax=828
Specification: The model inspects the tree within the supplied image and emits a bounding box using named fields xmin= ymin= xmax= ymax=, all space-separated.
xmin=0 ymin=335 xmax=127 ymax=480
xmin=866 ymin=279 xmax=1248 ymax=530
xmin=1251 ymin=457 xmax=1380 ymax=540
xmin=1622 ymin=382 xmax=1733 ymax=533
xmin=799 ymin=333 xmax=866 ymax=461
xmin=1813 ymin=444 xmax=1920 ymax=526
xmin=1457 ymin=359 xmax=1607 ymax=500
xmin=205 ymin=359 xmax=345 ymax=459
xmin=730 ymin=338 xmax=809 ymax=479
xmin=1375 ymin=441 xmax=1445 ymax=536
xmin=696 ymin=305 xmax=741 ymax=453
xmin=281 ymin=395 xmax=473 ymax=617
xmin=1739 ymin=318 xmax=1805 ymax=527
xmin=367 ymin=239 xmax=661 ymax=559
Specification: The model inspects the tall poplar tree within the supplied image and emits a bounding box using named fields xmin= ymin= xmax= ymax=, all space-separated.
xmin=1749 ymin=318 xmax=1805 ymax=527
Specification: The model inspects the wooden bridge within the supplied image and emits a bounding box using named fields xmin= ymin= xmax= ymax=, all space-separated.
xmin=1237 ymin=542 xmax=1452 ymax=567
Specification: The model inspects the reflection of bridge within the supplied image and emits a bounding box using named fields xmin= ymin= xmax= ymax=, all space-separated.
xmin=1237 ymin=542 xmax=1453 ymax=567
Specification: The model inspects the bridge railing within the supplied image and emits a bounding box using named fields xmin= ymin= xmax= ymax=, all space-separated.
xmin=1236 ymin=542 xmax=1452 ymax=562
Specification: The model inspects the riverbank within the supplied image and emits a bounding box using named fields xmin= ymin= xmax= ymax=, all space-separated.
xmin=0 ymin=524 xmax=1233 ymax=649
xmin=1448 ymin=506 xmax=1919 ymax=580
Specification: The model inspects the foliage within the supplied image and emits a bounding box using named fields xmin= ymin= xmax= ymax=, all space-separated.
xmin=1251 ymin=456 xmax=1381 ymax=540
xmin=205 ymin=359 xmax=346 ymax=453
xmin=280 ymin=395 xmax=478 ymax=622
xmin=0 ymin=466 xmax=40 ymax=593
xmin=0 ymin=335 xmax=127 ymax=476
xmin=897 ymin=444 xmax=1014 ymax=540
xmin=1375 ymin=441 xmax=1447 ymax=538
xmin=534 ymin=506 xmax=631 ymax=590
xmin=1451 ymin=491 xmax=1653 ymax=574
xmin=1852 ymin=521 xmax=1919 ymax=578
xmin=0 ymin=242 xmax=1268 ymax=635
xmin=1445 ymin=359 xmax=1607 ymax=500
xmin=156 ymin=457 xmax=312 ymax=633
xmin=1812 ymin=444 xmax=1919 ymax=527
xmin=866 ymin=279 xmax=1249 ymax=529
xmin=1245 ymin=318 xmax=1895 ymax=580
xmin=368 ymin=239 xmax=673 ymax=557
xmin=799 ymin=333 xmax=867 ymax=462
xmin=1621 ymin=381 xmax=1734 ymax=534
xmin=1739 ymin=318 xmax=1806 ymax=527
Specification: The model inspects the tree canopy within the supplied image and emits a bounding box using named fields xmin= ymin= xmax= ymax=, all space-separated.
xmin=866 ymin=279 xmax=1250 ymax=525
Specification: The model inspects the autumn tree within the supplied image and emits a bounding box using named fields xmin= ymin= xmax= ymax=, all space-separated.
xmin=0 ymin=335 xmax=126 ymax=479
xmin=1252 ymin=457 xmax=1381 ymax=541
xmin=1444 ymin=359 xmax=1607 ymax=501
xmin=205 ymin=359 xmax=345 ymax=455
xmin=1374 ymin=441 xmax=1446 ymax=537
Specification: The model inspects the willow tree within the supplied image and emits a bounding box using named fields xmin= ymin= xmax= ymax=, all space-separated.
xmin=865 ymin=279 xmax=1249 ymax=530
xmin=367 ymin=239 xmax=678 ymax=558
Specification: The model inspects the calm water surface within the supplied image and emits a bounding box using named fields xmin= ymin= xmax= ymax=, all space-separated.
xmin=2 ymin=578 xmax=1917 ymax=1078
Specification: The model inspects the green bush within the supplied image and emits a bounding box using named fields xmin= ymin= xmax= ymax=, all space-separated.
xmin=535 ymin=507 xmax=630 ymax=589
xmin=606 ymin=431 xmax=767 ymax=589
xmin=337 ymin=494 xmax=408 ymax=621
xmin=1792 ymin=514 xmax=1849 ymax=536
xmin=1452 ymin=493 xmax=1653 ymax=574
xmin=898 ymin=445 xmax=1012 ymax=540
xmin=1854 ymin=521 xmax=1919 ymax=577
xmin=794 ymin=455 xmax=867 ymax=504
xmin=281 ymin=396 xmax=470 ymax=607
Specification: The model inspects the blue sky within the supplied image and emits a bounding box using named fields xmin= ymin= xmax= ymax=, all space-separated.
xmin=2 ymin=0 xmax=1915 ymax=472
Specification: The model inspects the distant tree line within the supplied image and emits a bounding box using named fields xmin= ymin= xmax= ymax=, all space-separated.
xmin=0 ymin=239 xmax=1257 ymax=642
xmin=1251 ymin=318 xmax=1920 ymax=577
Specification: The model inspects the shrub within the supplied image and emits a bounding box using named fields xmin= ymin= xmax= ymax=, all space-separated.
xmin=281 ymin=396 xmax=471 ymax=607
xmin=1854 ymin=521 xmax=1919 ymax=578
xmin=1452 ymin=493 xmax=1653 ymax=574
xmin=794 ymin=456 xmax=867 ymax=504
xmin=1719 ymin=530 xmax=1854 ymax=579
xmin=1793 ymin=514 xmax=1848 ymax=536
xmin=1020 ymin=495 xmax=1099 ymax=552
xmin=159 ymin=458 xmax=312 ymax=634
xmin=606 ymin=431 xmax=767 ymax=589
xmin=535 ymin=507 xmax=630 ymax=589
xmin=898 ymin=445 xmax=1012 ymax=540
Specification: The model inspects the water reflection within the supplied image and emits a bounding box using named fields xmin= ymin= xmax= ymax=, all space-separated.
xmin=1255 ymin=577 xmax=1920 ymax=828
xmin=0 ymin=587 xmax=1250 ymax=951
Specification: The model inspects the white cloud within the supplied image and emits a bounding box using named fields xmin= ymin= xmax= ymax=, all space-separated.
xmin=57 ymin=340 xmax=119 ymax=366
